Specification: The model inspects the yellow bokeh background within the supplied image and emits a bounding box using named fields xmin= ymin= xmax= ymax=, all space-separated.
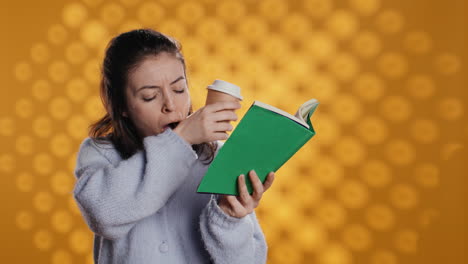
xmin=1 ymin=0 xmax=466 ymax=263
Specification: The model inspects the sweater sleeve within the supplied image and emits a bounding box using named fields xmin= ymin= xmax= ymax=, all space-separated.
xmin=73 ymin=128 xmax=198 ymax=240
xmin=199 ymin=195 xmax=268 ymax=264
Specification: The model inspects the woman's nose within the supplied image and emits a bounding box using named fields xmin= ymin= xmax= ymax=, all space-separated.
xmin=162 ymin=93 xmax=175 ymax=113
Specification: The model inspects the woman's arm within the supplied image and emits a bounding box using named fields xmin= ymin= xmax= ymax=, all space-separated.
xmin=199 ymin=195 xmax=267 ymax=264
xmin=73 ymin=128 xmax=198 ymax=240
xmin=199 ymin=170 xmax=275 ymax=263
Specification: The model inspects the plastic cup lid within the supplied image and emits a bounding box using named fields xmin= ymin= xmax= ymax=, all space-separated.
xmin=207 ymin=79 xmax=243 ymax=101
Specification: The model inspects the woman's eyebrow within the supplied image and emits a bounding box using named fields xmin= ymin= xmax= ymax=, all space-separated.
xmin=136 ymin=76 xmax=185 ymax=93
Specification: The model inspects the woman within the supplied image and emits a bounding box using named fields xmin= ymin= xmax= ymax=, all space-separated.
xmin=73 ymin=28 xmax=275 ymax=263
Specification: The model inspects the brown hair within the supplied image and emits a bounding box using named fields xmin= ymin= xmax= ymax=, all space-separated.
xmin=89 ymin=28 xmax=217 ymax=164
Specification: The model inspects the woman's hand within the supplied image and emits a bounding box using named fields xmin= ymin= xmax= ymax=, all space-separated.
xmin=173 ymin=101 xmax=241 ymax=145
xmin=218 ymin=170 xmax=275 ymax=218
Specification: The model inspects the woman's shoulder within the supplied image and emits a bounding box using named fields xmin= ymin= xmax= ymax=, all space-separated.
xmin=78 ymin=136 xmax=121 ymax=162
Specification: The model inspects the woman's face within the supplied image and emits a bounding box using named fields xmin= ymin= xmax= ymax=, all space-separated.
xmin=124 ymin=52 xmax=191 ymax=137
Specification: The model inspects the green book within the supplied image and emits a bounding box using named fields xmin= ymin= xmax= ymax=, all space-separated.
xmin=197 ymin=98 xmax=319 ymax=195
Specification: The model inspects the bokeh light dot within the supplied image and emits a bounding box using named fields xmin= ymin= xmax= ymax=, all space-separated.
xmin=216 ymin=0 xmax=247 ymax=24
xmin=32 ymin=79 xmax=53 ymax=102
xmin=195 ymin=19 xmax=226 ymax=47
xmin=137 ymin=1 xmax=164 ymax=26
xmin=15 ymin=98 xmax=34 ymax=118
xmin=385 ymin=139 xmax=415 ymax=166
xmin=0 ymin=154 xmax=15 ymax=173
xmin=68 ymin=153 xmax=78 ymax=172
xmin=328 ymin=52 xmax=360 ymax=82
xmin=370 ymin=249 xmax=398 ymax=264
xmin=48 ymin=24 xmax=68 ymax=45
xmin=69 ymin=228 xmax=94 ymax=254
xmin=313 ymin=157 xmax=344 ymax=187
xmin=119 ymin=0 xmax=141 ymax=7
xmin=404 ymin=31 xmax=432 ymax=54
xmin=13 ymin=61 xmax=32 ymax=82
xmin=48 ymin=60 xmax=70 ymax=83
xmin=65 ymin=42 xmax=89 ymax=65
xmin=375 ymin=9 xmax=404 ymax=34
xmin=318 ymin=242 xmax=353 ymax=264
xmin=338 ymin=179 xmax=369 ymax=209
xmin=326 ymin=9 xmax=359 ymax=40
xmin=68 ymin=195 xmax=81 ymax=215
xmin=414 ymin=163 xmax=440 ymax=188
xmin=349 ymin=0 xmax=381 ymax=16
xmin=51 ymin=170 xmax=74 ymax=196
xmin=51 ymin=249 xmax=73 ymax=264
xmin=380 ymin=95 xmax=412 ymax=122
xmin=67 ymin=114 xmax=90 ymax=140
xmin=355 ymin=115 xmax=388 ymax=145
xmin=16 ymin=171 xmax=35 ymax=192
xmin=33 ymin=153 xmax=54 ymax=175
xmin=49 ymin=97 xmax=72 ymax=120
xmin=314 ymin=113 xmax=341 ymax=146
xmin=352 ymin=72 xmax=385 ymax=102
xmin=100 ymin=3 xmax=126 ymax=27
xmin=33 ymin=191 xmax=55 ymax=213
xmin=62 ymin=2 xmax=88 ymax=28
xmin=16 ymin=210 xmax=35 ymax=230
xmin=394 ymin=229 xmax=419 ymax=254
xmin=80 ymin=20 xmax=110 ymax=49
xmin=406 ymin=74 xmax=436 ymax=99
xmin=0 ymin=116 xmax=15 ymax=136
xmin=292 ymin=220 xmax=327 ymax=252
xmin=352 ymin=30 xmax=382 ymax=59
xmin=317 ymin=200 xmax=347 ymax=229
xmin=236 ymin=16 xmax=269 ymax=42
xmin=50 ymin=133 xmax=73 ymax=158
xmin=360 ymin=159 xmax=392 ymax=188
xmin=66 ymin=78 xmax=90 ymax=102
xmin=176 ymin=1 xmax=204 ymax=25
xmin=409 ymin=119 xmax=439 ymax=144
xmin=378 ymin=52 xmax=408 ymax=79
xmin=341 ymin=224 xmax=372 ymax=251
xmin=51 ymin=209 xmax=74 ymax=234
xmin=158 ymin=19 xmax=187 ymax=41
xmin=307 ymin=74 xmax=338 ymax=102
xmin=33 ymin=229 xmax=54 ymax=251
xmin=304 ymin=31 xmax=337 ymax=62
xmin=30 ymin=42 xmax=50 ymax=64
xmin=434 ymin=53 xmax=461 ymax=75
xmin=270 ymin=239 xmax=304 ymax=263
xmin=330 ymin=94 xmax=363 ymax=124
xmin=366 ymin=204 xmax=395 ymax=231
xmin=333 ymin=136 xmax=367 ymax=167
xmin=389 ymin=183 xmax=419 ymax=210
xmin=303 ymin=0 xmax=334 ymax=19
xmin=438 ymin=97 xmax=464 ymax=120
xmin=259 ymin=0 xmax=288 ymax=22
xmin=32 ymin=115 xmax=53 ymax=138
xmin=84 ymin=95 xmax=106 ymax=120
xmin=83 ymin=59 xmax=101 ymax=85
xmin=117 ymin=19 xmax=143 ymax=35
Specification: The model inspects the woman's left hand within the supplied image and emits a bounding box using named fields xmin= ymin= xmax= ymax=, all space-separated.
xmin=218 ymin=170 xmax=275 ymax=218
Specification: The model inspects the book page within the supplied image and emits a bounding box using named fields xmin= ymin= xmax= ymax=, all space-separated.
xmin=253 ymin=101 xmax=310 ymax=128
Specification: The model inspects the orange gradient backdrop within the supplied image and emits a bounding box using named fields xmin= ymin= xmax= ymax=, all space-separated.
xmin=1 ymin=0 xmax=466 ymax=263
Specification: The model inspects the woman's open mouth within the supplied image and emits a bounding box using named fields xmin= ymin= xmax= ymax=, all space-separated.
xmin=165 ymin=122 xmax=179 ymax=130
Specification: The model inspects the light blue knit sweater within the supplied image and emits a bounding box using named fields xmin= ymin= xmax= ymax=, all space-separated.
xmin=73 ymin=128 xmax=267 ymax=264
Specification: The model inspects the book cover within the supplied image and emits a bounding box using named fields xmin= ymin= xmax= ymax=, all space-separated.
xmin=197 ymin=99 xmax=319 ymax=195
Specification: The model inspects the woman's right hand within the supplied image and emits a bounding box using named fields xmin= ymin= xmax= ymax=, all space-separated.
xmin=173 ymin=101 xmax=241 ymax=145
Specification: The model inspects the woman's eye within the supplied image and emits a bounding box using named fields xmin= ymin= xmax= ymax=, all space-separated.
xmin=143 ymin=96 xmax=156 ymax=102
xmin=175 ymin=89 xmax=185 ymax=94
